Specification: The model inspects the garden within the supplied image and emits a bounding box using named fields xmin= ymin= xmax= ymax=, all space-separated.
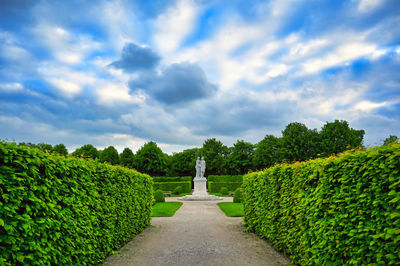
xmin=1 ymin=136 xmax=399 ymax=265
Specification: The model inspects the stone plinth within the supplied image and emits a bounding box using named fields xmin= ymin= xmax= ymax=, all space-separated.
xmin=179 ymin=177 xmax=222 ymax=201
xmin=193 ymin=178 xmax=207 ymax=196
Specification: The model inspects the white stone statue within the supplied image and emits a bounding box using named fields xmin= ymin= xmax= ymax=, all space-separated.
xmin=179 ymin=156 xmax=221 ymax=201
xmin=200 ymin=157 xmax=206 ymax=178
xmin=195 ymin=157 xmax=201 ymax=178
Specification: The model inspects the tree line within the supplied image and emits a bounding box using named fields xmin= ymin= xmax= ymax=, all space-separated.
xmin=17 ymin=120 xmax=399 ymax=176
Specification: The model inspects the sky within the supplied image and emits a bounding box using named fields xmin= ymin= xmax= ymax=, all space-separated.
xmin=0 ymin=0 xmax=399 ymax=154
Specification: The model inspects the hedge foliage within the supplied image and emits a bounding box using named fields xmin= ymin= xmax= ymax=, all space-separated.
xmin=152 ymin=176 xmax=192 ymax=182
xmin=154 ymin=190 xmax=165 ymax=202
xmin=233 ymin=188 xmax=242 ymax=203
xmin=242 ymin=143 xmax=400 ymax=265
xmin=220 ymin=187 xmax=229 ymax=195
xmin=207 ymin=175 xmax=243 ymax=182
xmin=153 ymin=181 xmax=191 ymax=193
xmin=173 ymin=186 xmax=183 ymax=195
xmin=0 ymin=142 xmax=153 ymax=265
xmin=208 ymin=182 xmax=243 ymax=193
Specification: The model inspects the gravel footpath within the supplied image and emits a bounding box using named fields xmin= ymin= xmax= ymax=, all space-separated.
xmin=103 ymin=197 xmax=290 ymax=266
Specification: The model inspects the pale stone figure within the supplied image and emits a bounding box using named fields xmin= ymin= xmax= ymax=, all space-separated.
xmin=195 ymin=157 xmax=201 ymax=178
xmin=200 ymin=157 xmax=206 ymax=178
xmin=178 ymin=156 xmax=221 ymax=201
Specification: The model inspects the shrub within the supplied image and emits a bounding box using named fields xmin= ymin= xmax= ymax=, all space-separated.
xmin=153 ymin=176 xmax=192 ymax=182
xmin=153 ymin=182 xmax=191 ymax=193
xmin=0 ymin=141 xmax=153 ymax=265
xmin=220 ymin=187 xmax=229 ymax=195
xmin=208 ymin=182 xmax=242 ymax=193
xmin=208 ymin=175 xmax=243 ymax=182
xmin=173 ymin=186 xmax=183 ymax=195
xmin=154 ymin=190 xmax=165 ymax=202
xmin=242 ymin=143 xmax=400 ymax=265
xmin=233 ymin=188 xmax=242 ymax=203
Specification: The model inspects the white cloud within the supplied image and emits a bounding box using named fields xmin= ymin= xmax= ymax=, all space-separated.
xmin=97 ymin=133 xmax=196 ymax=154
xmin=38 ymin=63 xmax=97 ymax=97
xmin=153 ymin=0 xmax=199 ymax=54
xmin=97 ymin=83 xmax=146 ymax=106
xmin=0 ymin=83 xmax=24 ymax=92
xmin=353 ymin=100 xmax=388 ymax=112
xmin=120 ymin=104 xmax=204 ymax=146
xmin=370 ymin=48 xmax=387 ymax=59
xmin=356 ymin=0 xmax=384 ymax=13
xmin=101 ymin=133 xmax=147 ymax=153
xmin=32 ymin=24 xmax=100 ymax=64
xmin=96 ymin=0 xmax=140 ymax=50
xmin=301 ymin=42 xmax=376 ymax=74
xmin=48 ymin=79 xmax=81 ymax=96
xmin=286 ymin=39 xmax=328 ymax=60
xmin=270 ymin=0 xmax=298 ymax=17
xmin=171 ymin=19 xmax=274 ymax=89
xmin=1 ymin=44 xmax=31 ymax=62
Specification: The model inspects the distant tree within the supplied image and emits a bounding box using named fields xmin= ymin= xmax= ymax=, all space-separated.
xmin=281 ymin=122 xmax=316 ymax=162
xmin=319 ymin=120 xmax=365 ymax=156
xmin=169 ymin=148 xmax=199 ymax=177
xmin=134 ymin=141 xmax=169 ymax=176
xmin=305 ymin=128 xmax=321 ymax=159
xmin=19 ymin=142 xmax=54 ymax=152
xmin=18 ymin=142 xmax=37 ymax=149
xmin=53 ymin=144 xmax=68 ymax=156
xmin=253 ymin=135 xmax=283 ymax=170
xmin=36 ymin=143 xmax=53 ymax=152
xmin=72 ymin=144 xmax=99 ymax=159
xmin=225 ymin=140 xmax=255 ymax=175
xmin=120 ymin=147 xmax=135 ymax=168
xmin=99 ymin=146 xmax=120 ymax=165
xmin=383 ymin=135 xmax=399 ymax=145
xmin=201 ymin=138 xmax=229 ymax=175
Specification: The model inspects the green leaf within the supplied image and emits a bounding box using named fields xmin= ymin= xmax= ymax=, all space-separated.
xmin=17 ymin=254 xmax=24 ymax=262
xmin=390 ymin=212 xmax=400 ymax=219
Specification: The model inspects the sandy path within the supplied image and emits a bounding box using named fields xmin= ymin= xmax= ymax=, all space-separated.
xmin=103 ymin=197 xmax=290 ymax=266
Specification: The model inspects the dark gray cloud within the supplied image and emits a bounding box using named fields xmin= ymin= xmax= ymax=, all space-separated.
xmin=110 ymin=43 xmax=161 ymax=72
xmin=129 ymin=62 xmax=217 ymax=105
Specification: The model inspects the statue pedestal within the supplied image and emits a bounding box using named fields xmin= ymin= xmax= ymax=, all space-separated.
xmin=179 ymin=177 xmax=222 ymax=201
xmin=193 ymin=178 xmax=207 ymax=196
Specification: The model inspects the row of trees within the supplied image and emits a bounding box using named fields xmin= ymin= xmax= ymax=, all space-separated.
xmin=18 ymin=120 xmax=398 ymax=176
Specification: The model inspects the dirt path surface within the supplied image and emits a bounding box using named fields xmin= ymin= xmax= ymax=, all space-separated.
xmin=103 ymin=197 xmax=290 ymax=266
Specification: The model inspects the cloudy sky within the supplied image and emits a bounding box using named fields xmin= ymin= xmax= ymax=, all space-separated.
xmin=1 ymin=0 xmax=399 ymax=154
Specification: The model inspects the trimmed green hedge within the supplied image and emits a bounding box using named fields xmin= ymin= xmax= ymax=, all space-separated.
xmin=0 ymin=142 xmax=153 ymax=265
xmin=153 ymin=182 xmax=191 ymax=193
xmin=242 ymin=143 xmax=400 ymax=265
xmin=208 ymin=182 xmax=243 ymax=193
xmin=208 ymin=175 xmax=243 ymax=182
xmin=152 ymin=176 xmax=192 ymax=182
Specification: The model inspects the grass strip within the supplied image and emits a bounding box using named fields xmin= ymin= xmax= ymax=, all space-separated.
xmin=217 ymin=202 xmax=244 ymax=217
xmin=151 ymin=202 xmax=183 ymax=217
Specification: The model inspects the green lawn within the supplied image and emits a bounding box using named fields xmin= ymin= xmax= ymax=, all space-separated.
xmin=151 ymin=202 xmax=183 ymax=217
xmin=217 ymin=202 xmax=244 ymax=217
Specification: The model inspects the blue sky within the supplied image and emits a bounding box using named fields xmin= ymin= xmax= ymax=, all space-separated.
xmin=0 ymin=0 xmax=399 ymax=154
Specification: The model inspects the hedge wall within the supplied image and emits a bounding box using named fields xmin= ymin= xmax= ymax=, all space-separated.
xmin=242 ymin=143 xmax=400 ymax=265
xmin=152 ymin=176 xmax=192 ymax=182
xmin=0 ymin=142 xmax=153 ymax=265
xmin=208 ymin=182 xmax=243 ymax=193
xmin=153 ymin=181 xmax=191 ymax=193
xmin=207 ymin=175 xmax=243 ymax=182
